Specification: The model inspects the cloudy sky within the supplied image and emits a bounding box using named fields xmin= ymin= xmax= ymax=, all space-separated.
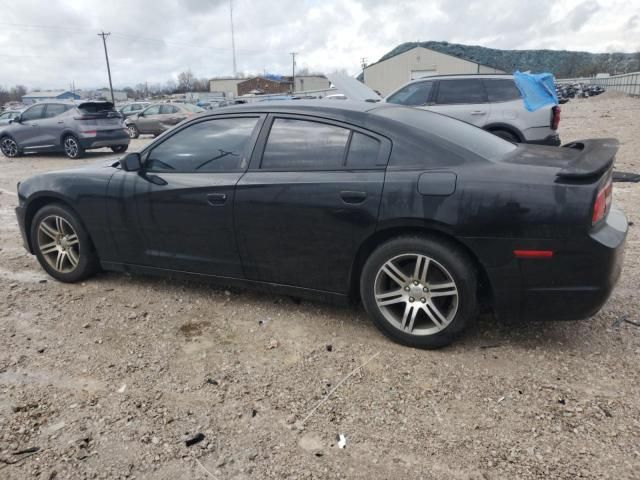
xmin=0 ymin=0 xmax=638 ymax=90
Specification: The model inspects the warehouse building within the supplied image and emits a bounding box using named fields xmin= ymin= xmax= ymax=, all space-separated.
xmin=21 ymin=90 xmax=81 ymax=105
xmin=363 ymin=46 xmax=505 ymax=96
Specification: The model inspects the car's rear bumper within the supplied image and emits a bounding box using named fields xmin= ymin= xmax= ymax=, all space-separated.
xmin=526 ymin=133 xmax=561 ymax=146
xmin=79 ymin=129 xmax=130 ymax=149
xmin=481 ymin=207 xmax=627 ymax=322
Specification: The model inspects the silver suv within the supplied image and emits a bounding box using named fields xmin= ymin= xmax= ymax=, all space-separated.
xmin=384 ymin=74 xmax=561 ymax=146
xmin=0 ymin=101 xmax=129 ymax=159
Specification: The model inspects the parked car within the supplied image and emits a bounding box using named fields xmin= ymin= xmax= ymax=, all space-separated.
xmin=124 ymin=103 xmax=204 ymax=138
xmin=14 ymin=101 xmax=626 ymax=348
xmin=385 ymin=74 xmax=561 ymax=146
xmin=0 ymin=109 xmax=21 ymax=126
xmin=119 ymin=102 xmax=150 ymax=118
xmin=0 ymin=101 xmax=129 ymax=159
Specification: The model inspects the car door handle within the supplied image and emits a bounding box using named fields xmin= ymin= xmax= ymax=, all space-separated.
xmin=340 ymin=190 xmax=367 ymax=204
xmin=470 ymin=111 xmax=486 ymax=115
xmin=57 ymin=120 xmax=64 ymax=124
xmin=30 ymin=123 xmax=38 ymax=127
xmin=207 ymin=193 xmax=227 ymax=206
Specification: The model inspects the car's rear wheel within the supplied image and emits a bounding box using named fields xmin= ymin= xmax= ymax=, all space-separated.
xmin=31 ymin=204 xmax=98 ymax=283
xmin=360 ymin=236 xmax=477 ymax=348
xmin=111 ymin=145 xmax=128 ymax=154
xmin=0 ymin=137 xmax=21 ymax=158
xmin=127 ymin=124 xmax=139 ymax=139
xmin=63 ymin=135 xmax=84 ymax=159
xmin=491 ymin=129 xmax=519 ymax=143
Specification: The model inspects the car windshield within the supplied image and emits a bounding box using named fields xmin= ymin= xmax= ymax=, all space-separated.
xmin=78 ymin=102 xmax=116 ymax=114
xmin=183 ymin=104 xmax=204 ymax=113
xmin=372 ymin=105 xmax=517 ymax=159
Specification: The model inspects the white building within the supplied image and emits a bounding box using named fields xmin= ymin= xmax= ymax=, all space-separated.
xmin=209 ymin=78 xmax=244 ymax=97
xmin=364 ymin=46 xmax=505 ymax=96
xmin=293 ymin=75 xmax=331 ymax=93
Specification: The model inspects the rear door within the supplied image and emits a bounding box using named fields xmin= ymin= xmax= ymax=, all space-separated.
xmin=429 ymin=78 xmax=491 ymax=126
xmin=40 ymin=103 xmax=70 ymax=146
xmin=234 ymin=115 xmax=390 ymax=293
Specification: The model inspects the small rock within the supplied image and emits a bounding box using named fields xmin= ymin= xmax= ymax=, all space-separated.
xmin=286 ymin=414 xmax=296 ymax=424
xmin=247 ymin=449 xmax=258 ymax=460
xmin=151 ymin=436 xmax=160 ymax=445
xmin=215 ymin=456 xmax=226 ymax=467
xmin=268 ymin=339 xmax=279 ymax=349
xmin=224 ymin=290 xmax=231 ymax=296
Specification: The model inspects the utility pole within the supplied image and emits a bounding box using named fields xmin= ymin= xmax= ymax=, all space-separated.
xmin=229 ymin=0 xmax=237 ymax=77
xmin=290 ymin=52 xmax=297 ymax=93
xmin=360 ymin=57 xmax=368 ymax=80
xmin=98 ymin=31 xmax=115 ymax=104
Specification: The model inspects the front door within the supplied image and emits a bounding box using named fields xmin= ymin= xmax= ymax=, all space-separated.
xmin=235 ymin=115 xmax=389 ymax=294
xmin=136 ymin=105 xmax=162 ymax=134
xmin=108 ymin=115 xmax=264 ymax=277
xmin=12 ymin=104 xmax=47 ymax=148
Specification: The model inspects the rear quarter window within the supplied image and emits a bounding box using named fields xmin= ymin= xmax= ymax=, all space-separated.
xmin=483 ymin=79 xmax=521 ymax=102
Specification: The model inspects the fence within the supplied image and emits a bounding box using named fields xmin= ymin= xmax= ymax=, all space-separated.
xmin=557 ymin=72 xmax=640 ymax=97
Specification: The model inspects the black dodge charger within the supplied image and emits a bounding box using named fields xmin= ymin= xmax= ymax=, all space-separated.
xmin=14 ymin=101 xmax=627 ymax=348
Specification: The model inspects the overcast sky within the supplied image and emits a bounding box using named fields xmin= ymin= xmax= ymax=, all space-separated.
xmin=0 ymin=0 xmax=638 ymax=90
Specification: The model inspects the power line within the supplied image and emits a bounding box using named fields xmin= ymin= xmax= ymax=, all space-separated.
xmin=98 ymin=32 xmax=115 ymax=103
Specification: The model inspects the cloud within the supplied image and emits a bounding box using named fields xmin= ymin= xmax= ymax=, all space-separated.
xmin=0 ymin=0 xmax=638 ymax=90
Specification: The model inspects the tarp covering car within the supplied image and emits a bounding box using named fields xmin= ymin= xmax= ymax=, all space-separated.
xmin=513 ymin=71 xmax=558 ymax=112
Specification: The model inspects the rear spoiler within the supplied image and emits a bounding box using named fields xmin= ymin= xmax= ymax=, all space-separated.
xmin=557 ymin=138 xmax=618 ymax=179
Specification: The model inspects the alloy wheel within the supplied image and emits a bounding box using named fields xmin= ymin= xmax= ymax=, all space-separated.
xmin=64 ymin=137 xmax=79 ymax=158
xmin=374 ymin=253 xmax=459 ymax=336
xmin=127 ymin=125 xmax=138 ymax=138
xmin=1 ymin=138 xmax=18 ymax=157
xmin=37 ymin=215 xmax=80 ymax=273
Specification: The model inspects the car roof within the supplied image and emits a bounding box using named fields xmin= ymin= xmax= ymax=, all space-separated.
xmin=209 ymin=99 xmax=381 ymax=116
xmin=404 ymin=73 xmax=514 ymax=85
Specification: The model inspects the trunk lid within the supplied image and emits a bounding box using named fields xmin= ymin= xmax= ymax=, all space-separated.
xmin=75 ymin=101 xmax=124 ymax=131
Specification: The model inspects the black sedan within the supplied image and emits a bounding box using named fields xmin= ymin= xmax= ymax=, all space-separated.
xmin=14 ymin=101 xmax=627 ymax=348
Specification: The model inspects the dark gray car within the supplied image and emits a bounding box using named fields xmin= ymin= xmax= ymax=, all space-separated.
xmin=125 ymin=103 xmax=204 ymax=138
xmin=0 ymin=101 xmax=130 ymax=159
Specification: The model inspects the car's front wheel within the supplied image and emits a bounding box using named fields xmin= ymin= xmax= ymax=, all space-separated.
xmin=0 ymin=137 xmax=21 ymax=158
xmin=31 ymin=204 xmax=98 ymax=283
xmin=126 ymin=124 xmax=139 ymax=139
xmin=63 ymin=135 xmax=84 ymax=159
xmin=360 ymin=236 xmax=477 ymax=348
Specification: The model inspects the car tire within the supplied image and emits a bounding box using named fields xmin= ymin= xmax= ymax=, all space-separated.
xmin=127 ymin=124 xmax=139 ymax=139
xmin=0 ymin=136 xmax=22 ymax=158
xmin=63 ymin=135 xmax=84 ymax=159
xmin=360 ymin=235 xmax=477 ymax=349
xmin=31 ymin=203 xmax=98 ymax=283
xmin=491 ymin=129 xmax=519 ymax=143
xmin=111 ymin=145 xmax=129 ymax=154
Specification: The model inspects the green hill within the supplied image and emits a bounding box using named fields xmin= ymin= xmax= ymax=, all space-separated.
xmin=372 ymin=41 xmax=640 ymax=78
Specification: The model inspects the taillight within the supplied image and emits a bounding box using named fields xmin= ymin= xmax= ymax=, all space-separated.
xmin=592 ymin=179 xmax=612 ymax=225
xmin=551 ymin=106 xmax=561 ymax=130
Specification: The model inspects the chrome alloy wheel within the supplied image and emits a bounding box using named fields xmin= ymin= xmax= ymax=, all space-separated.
xmin=37 ymin=215 xmax=80 ymax=273
xmin=374 ymin=253 xmax=459 ymax=336
xmin=64 ymin=136 xmax=79 ymax=158
xmin=127 ymin=125 xmax=138 ymax=138
xmin=1 ymin=137 xmax=18 ymax=157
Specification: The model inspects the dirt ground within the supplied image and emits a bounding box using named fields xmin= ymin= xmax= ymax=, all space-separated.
xmin=0 ymin=94 xmax=639 ymax=480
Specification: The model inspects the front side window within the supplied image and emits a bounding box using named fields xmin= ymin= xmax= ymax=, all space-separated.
xmin=0 ymin=112 xmax=10 ymax=120
xmin=44 ymin=104 xmax=67 ymax=118
xmin=145 ymin=117 xmax=259 ymax=173
xmin=386 ymin=81 xmax=434 ymax=106
xmin=121 ymin=105 xmax=132 ymax=113
xmin=143 ymin=105 xmax=161 ymax=115
xmin=436 ymin=79 xmax=487 ymax=105
xmin=261 ymin=118 xmax=350 ymax=170
xmin=21 ymin=104 xmax=46 ymax=121
xmin=483 ymin=79 xmax=521 ymax=102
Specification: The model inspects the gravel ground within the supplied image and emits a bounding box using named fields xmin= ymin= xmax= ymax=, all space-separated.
xmin=0 ymin=95 xmax=639 ymax=480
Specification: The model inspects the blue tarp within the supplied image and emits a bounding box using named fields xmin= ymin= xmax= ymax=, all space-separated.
xmin=513 ymin=71 xmax=558 ymax=112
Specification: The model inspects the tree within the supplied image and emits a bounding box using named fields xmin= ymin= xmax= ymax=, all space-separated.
xmin=122 ymin=86 xmax=135 ymax=99
xmin=177 ymin=70 xmax=195 ymax=93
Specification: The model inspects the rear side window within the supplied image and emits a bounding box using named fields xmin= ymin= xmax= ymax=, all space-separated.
xmin=144 ymin=105 xmax=161 ymax=115
xmin=346 ymin=133 xmax=380 ymax=169
xmin=261 ymin=118 xmax=350 ymax=170
xmin=386 ymin=81 xmax=434 ymax=106
xmin=436 ymin=79 xmax=487 ymax=104
xmin=483 ymin=79 xmax=521 ymax=102
xmin=160 ymin=104 xmax=179 ymax=114
xmin=44 ymin=104 xmax=67 ymax=118
xmin=21 ymin=104 xmax=46 ymax=121
xmin=146 ymin=117 xmax=259 ymax=173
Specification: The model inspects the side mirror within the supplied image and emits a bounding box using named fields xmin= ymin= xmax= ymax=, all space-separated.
xmin=10 ymin=116 xmax=21 ymax=124
xmin=120 ymin=152 xmax=142 ymax=172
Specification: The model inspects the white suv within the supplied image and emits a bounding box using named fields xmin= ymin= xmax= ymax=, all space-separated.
xmin=384 ymin=74 xmax=561 ymax=146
